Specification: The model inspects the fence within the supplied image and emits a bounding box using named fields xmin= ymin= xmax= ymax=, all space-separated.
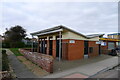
xmin=19 ymin=49 xmax=54 ymax=73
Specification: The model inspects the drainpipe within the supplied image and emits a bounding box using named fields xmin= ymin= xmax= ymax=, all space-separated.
xmin=59 ymin=31 xmax=62 ymax=61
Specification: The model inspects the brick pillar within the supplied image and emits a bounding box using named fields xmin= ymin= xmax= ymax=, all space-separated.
xmin=52 ymin=40 xmax=56 ymax=58
xmin=47 ymin=37 xmax=50 ymax=55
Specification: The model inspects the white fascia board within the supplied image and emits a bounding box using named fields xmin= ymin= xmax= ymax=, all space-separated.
xmin=36 ymin=29 xmax=63 ymax=36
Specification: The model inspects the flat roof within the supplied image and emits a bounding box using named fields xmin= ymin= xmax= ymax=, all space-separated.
xmin=108 ymin=33 xmax=120 ymax=36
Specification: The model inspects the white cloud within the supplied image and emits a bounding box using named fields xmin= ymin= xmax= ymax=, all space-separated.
xmin=1 ymin=2 xmax=118 ymax=37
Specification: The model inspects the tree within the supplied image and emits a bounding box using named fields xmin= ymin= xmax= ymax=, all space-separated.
xmin=4 ymin=25 xmax=27 ymax=48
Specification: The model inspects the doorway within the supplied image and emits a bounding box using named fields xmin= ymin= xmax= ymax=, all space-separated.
xmin=40 ymin=40 xmax=43 ymax=53
xmin=49 ymin=39 xmax=53 ymax=55
xmin=84 ymin=41 xmax=89 ymax=58
xmin=43 ymin=40 xmax=47 ymax=54
xmin=56 ymin=36 xmax=62 ymax=58
xmin=99 ymin=44 xmax=101 ymax=55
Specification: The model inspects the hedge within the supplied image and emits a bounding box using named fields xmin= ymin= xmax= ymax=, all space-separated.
xmin=2 ymin=50 xmax=10 ymax=71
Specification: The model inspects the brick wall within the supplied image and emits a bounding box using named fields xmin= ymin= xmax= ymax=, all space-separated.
xmin=67 ymin=40 xmax=84 ymax=60
xmin=62 ymin=40 xmax=69 ymax=60
xmin=101 ymin=41 xmax=117 ymax=54
xmin=88 ymin=41 xmax=99 ymax=57
xmin=19 ymin=49 xmax=53 ymax=73
xmin=101 ymin=41 xmax=109 ymax=54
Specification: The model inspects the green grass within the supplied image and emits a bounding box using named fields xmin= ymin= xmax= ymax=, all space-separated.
xmin=10 ymin=48 xmax=23 ymax=56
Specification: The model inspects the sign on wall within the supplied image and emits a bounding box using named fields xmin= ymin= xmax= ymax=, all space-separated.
xmin=96 ymin=41 xmax=101 ymax=44
xmin=101 ymin=42 xmax=107 ymax=46
xmin=69 ymin=40 xmax=75 ymax=43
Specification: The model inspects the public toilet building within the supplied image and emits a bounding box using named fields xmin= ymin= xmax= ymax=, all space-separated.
xmin=30 ymin=25 xmax=104 ymax=61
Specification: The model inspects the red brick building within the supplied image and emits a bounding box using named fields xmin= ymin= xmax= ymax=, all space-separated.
xmin=30 ymin=25 xmax=104 ymax=61
xmin=100 ymin=38 xmax=120 ymax=54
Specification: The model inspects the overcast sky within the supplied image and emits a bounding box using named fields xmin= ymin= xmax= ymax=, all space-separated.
xmin=1 ymin=2 xmax=118 ymax=37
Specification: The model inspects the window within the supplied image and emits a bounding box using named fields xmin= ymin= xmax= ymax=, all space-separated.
xmin=89 ymin=47 xmax=93 ymax=53
xmin=108 ymin=42 xmax=115 ymax=50
xmin=112 ymin=35 xmax=114 ymax=38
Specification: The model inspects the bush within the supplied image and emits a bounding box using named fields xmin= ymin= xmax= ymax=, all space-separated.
xmin=2 ymin=40 xmax=26 ymax=48
xmin=2 ymin=49 xmax=10 ymax=71
xmin=2 ymin=42 xmax=10 ymax=48
xmin=24 ymin=45 xmax=31 ymax=48
xmin=15 ymin=42 xmax=25 ymax=48
xmin=2 ymin=50 xmax=6 ymax=54
xmin=10 ymin=41 xmax=25 ymax=48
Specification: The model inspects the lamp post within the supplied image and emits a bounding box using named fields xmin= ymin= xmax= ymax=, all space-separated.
xmin=59 ymin=31 xmax=62 ymax=61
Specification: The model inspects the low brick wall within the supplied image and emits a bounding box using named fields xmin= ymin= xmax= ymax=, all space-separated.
xmin=101 ymin=49 xmax=111 ymax=54
xmin=19 ymin=49 xmax=54 ymax=73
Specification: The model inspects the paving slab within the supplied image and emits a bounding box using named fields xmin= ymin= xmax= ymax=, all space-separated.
xmin=6 ymin=49 xmax=38 ymax=78
xmin=63 ymin=73 xmax=88 ymax=78
xmin=91 ymin=70 xmax=119 ymax=78
xmin=43 ymin=55 xmax=118 ymax=78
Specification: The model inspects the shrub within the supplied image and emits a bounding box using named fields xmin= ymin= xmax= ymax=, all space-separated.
xmin=2 ymin=49 xmax=10 ymax=71
xmin=16 ymin=42 xmax=25 ymax=48
xmin=2 ymin=42 xmax=10 ymax=48
xmin=2 ymin=50 xmax=6 ymax=54
xmin=10 ymin=41 xmax=25 ymax=48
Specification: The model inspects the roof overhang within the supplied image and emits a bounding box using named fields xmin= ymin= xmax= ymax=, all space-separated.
xmin=100 ymin=38 xmax=120 ymax=41
xmin=30 ymin=25 xmax=104 ymax=39
xmin=32 ymin=28 xmax=63 ymax=36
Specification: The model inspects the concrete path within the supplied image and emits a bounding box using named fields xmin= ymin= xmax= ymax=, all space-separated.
xmin=43 ymin=56 xmax=118 ymax=78
xmin=91 ymin=70 xmax=118 ymax=78
xmin=6 ymin=49 xmax=38 ymax=78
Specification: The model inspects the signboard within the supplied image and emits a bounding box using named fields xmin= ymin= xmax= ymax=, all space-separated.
xmin=96 ymin=41 xmax=101 ymax=44
xmin=69 ymin=40 xmax=75 ymax=43
xmin=101 ymin=42 xmax=106 ymax=46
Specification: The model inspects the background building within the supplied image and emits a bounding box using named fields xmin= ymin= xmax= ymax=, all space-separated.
xmin=100 ymin=33 xmax=120 ymax=54
xmin=107 ymin=33 xmax=120 ymax=39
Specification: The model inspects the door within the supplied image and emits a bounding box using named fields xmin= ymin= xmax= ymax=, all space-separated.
xmin=56 ymin=39 xmax=59 ymax=57
xmin=49 ymin=40 xmax=53 ymax=55
xmin=43 ymin=40 xmax=45 ymax=54
xmin=99 ymin=44 xmax=101 ymax=55
xmin=84 ymin=41 xmax=89 ymax=58
xmin=43 ymin=40 xmax=47 ymax=54
xmin=62 ymin=43 xmax=68 ymax=60
xmin=41 ymin=41 xmax=43 ymax=53
xmin=56 ymin=36 xmax=62 ymax=58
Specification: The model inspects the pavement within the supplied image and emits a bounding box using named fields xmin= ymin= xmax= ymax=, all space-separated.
xmin=90 ymin=63 xmax=120 ymax=78
xmin=43 ymin=55 xmax=118 ymax=78
xmin=5 ymin=49 xmax=119 ymax=78
xmin=91 ymin=70 xmax=119 ymax=78
xmin=6 ymin=49 xmax=38 ymax=78
xmin=17 ymin=56 xmax=49 ymax=77
xmin=63 ymin=72 xmax=88 ymax=78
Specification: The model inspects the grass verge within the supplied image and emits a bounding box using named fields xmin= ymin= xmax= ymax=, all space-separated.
xmin=9 ymin=48 xmax=23 ymax=56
